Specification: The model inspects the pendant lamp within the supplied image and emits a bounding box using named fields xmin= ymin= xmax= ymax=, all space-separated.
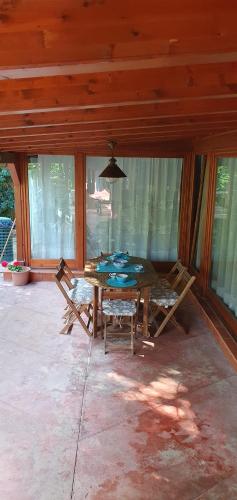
xmin=98 ymin=141 xmax=126 ymax=182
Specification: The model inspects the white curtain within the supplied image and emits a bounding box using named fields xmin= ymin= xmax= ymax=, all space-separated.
xmin=86 ymin=156 xmax=182 ymax=260
xmin=28 ymin=155 xmax=75 ymax=259
xmin=211 ymin=158 xmax=237 ymax=316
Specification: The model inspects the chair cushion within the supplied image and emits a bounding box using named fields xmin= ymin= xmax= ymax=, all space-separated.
xmin=102 ymin=299 xmax=136 ymax=316
xmin=71 ymin=277 xmax=92 ymax=288
xmin=68 ymin=280 xmax=93 ymax=305
xmin=151 ymin=281 xmax=178 ymax=308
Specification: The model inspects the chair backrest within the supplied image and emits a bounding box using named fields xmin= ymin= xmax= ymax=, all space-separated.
xmin=101 ymin=288 xmax=141 ymax=315
xmin=166 ymin=259 xmax=187 ymax=288
xmin=175 ymin=270 xmax=196 ymax=299
xmin=54 ymin=268 xmax=73 ymax=305
xmin=57 ymin=258 xmax=75 ymax=288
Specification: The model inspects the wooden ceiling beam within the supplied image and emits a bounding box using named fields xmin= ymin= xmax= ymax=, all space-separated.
xmin=1 ymin=98 xmax=237 ymax=130
xmin=0 ymin=123 xmax=233 ymax=147
xmin=2 ymin=51 xmax=237 ymax=80
xmin=0 ymin=0 xmax=237 ymax=73
xmin=0 ymin=119 xmax=235 ymax=140
xmin=1 ymin=63 xmax=237 ymax=114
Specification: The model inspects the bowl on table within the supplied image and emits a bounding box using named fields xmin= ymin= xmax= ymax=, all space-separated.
xmin=99 ymin=260 xmax=108 ymax=267
xmin=113 ymin=259 xmax=127 ymax=269
xmin=116 ymin=273 xmax=129 ymax=283
xmin=134 ymin=264 xmax=143 ymax=272
xmin=111 ymin=252 xmax=129 ymax=261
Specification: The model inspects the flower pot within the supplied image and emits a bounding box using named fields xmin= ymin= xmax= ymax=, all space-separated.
xmin=11 ymin=266 xmax=31 ymax=286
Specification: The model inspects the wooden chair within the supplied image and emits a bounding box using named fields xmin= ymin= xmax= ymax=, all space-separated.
xmin=161 ymin=259 xmax=187 ymax=288
xmin=54 ymin=268 xmax=93 ymax=336
xmin=101 ymin=288 xmax=140 ymax=354
xmin=149 ymin=270 xmax=196 ymax=338
xmin=57 ymin=257 xmax=83 ymax=288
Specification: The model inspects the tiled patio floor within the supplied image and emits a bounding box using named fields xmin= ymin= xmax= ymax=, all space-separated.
xmin=0 ymin=278 xmax=237 ymax=500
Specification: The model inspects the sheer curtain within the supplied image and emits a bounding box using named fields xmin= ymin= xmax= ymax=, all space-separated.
xmin=211 ymin=157 xmax=237 ymax=316
xmin=28 ymin=155 xmax=75 ymax=259
xmin=86 ymin=156 xmax=182 ymax=260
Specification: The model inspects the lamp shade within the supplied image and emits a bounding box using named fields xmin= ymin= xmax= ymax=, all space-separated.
xmin=99 ymin=157 xmax=126 ymax=180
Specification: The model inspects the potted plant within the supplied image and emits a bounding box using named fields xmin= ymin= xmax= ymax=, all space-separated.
xmin=1 ymin=260 xmax=30 ymax=286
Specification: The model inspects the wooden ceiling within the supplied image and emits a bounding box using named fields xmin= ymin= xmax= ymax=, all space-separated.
xmin=1 ymin=0 xmax=237 ymax=155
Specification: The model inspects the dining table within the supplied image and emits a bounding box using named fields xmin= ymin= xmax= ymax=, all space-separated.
xmin=84 ymin=255 xmax=158 ymax=337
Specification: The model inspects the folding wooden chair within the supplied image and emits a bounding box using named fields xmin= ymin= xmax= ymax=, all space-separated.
xmin=54 ymin=268 xmax=93 ymax=336
xmin=149 ymin=270 xmax=196 ymax=338
xmin=101 ymin=288 xmax=140 ymax=354
xmin=57 ymin=257 xmax=90 ymax=289
xmin=161 ymin=259 xmax=187 ymax=289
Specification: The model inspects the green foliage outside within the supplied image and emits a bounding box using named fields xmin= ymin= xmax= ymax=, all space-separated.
xmin=0 ymin=167 xmax=15 ymax=219
xmin=216 ymin=164 xmax=230 ymax=192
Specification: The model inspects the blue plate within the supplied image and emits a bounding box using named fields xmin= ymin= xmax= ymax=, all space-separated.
xmin=106 ymin=278 xmax=137 ymax=288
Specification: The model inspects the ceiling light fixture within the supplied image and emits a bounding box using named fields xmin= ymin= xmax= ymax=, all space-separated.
xmin=98 ymin=140 xmax=126 ymax=182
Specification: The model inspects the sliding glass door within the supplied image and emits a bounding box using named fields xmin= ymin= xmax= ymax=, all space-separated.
xmin=210 ymin=157 xmax=237 ymax=317
xmin=86 ymin=156 xmax=182 ymax=260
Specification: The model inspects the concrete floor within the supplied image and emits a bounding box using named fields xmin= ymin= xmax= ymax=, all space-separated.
xmin=0 ymin=278 xmax=237 ymax=500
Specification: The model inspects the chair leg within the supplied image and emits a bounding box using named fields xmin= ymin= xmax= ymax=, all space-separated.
xmin=104 ymin=315 xmax=107 ymax=354
xmin=131 ymin=316 xmax=134 ymax=355
xmin=60 ymin=319 xmax=74 ymax=335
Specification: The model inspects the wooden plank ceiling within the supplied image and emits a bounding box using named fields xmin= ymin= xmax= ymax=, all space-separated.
xmin=1 ymin=0 xmax=237 ymax=154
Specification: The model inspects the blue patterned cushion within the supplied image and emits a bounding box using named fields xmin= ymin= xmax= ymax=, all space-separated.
xmin=102 ymin=299 xmax=136 ymax=316
xmin=151 ymin=281 xmax=178 ymax=308
xmin=68 ymin=280 xmax=93 ymax=305
xmin=70 ymin=277 xmax=92 ymax=288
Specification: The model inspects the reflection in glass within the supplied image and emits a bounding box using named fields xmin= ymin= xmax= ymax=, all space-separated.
xmin=211 ymin=158 xmax=237 ymax=316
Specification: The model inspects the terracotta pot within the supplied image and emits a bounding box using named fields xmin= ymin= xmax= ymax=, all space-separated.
xmin=11 ymin=266 xmax=31 ymax=286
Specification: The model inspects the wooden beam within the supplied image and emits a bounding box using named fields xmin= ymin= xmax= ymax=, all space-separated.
xmin=0 ymin=0 xmax=237 ymax=72
xmin=1 ymin=98 xmax=237 ymax=130
xmin=1 ymin=63 xmax=237 ymax=115
xmin=1 ymin=138 xmax=189 ymax=157
xmin=0 ymin=125 xmax=232 ymax=147
xmin=178 ymin=153 xmax=196 ymax=265
xmin=3 ymin=51 xmax=237 ymax=80
xmin=0 ymin=118 xmax=236 ymax=141
xmin=7 ymin=160 xmax=23 ymax=260
xmin=195 ymin=129 xmax=237 ymax=152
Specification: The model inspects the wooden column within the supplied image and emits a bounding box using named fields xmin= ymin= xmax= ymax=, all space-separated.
xmin=178 ymin=152 xmax=196 ymax=266
xmin=7 ymin=153 xmax=31 ymax=264
xmin=199 ymin=153 xmax=217 ymax=294
xmin=7 ymin=161 xmax=23 ymax=261
xmin=75 ymin=153 xmax=86 ymax=270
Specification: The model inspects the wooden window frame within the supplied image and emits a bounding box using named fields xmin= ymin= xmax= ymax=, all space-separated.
xmin=85 ymin=151 xmax=189 ymax=269
xmin=191 ymin=152 xmax=237 ymax=339
xmin=10 ymin=150 xmax=194 ymax=273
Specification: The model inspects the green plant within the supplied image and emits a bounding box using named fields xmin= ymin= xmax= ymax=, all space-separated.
xmin=1 ymin=260 xmax=23 ymax=272
xmin=0 ymin=167 xmax=15 ymax=218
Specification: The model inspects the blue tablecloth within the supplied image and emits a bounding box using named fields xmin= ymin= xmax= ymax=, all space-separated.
xmin=96 ymin=263 xmax=144 ymax=273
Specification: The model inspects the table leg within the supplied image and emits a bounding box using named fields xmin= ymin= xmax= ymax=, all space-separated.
xmin=93 ymin=285 xmax=99 ymax=338
xmin=143 ymin=286 xmax=151 ymax=337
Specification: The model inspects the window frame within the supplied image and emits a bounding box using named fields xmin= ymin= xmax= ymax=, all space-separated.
xmin=11 ymin=151 xmax=193 ymax=272
xmin=85 ymin=154 xmax=185 ymax=263
xmin=192 ymin=152 xmax=237 ymax=339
